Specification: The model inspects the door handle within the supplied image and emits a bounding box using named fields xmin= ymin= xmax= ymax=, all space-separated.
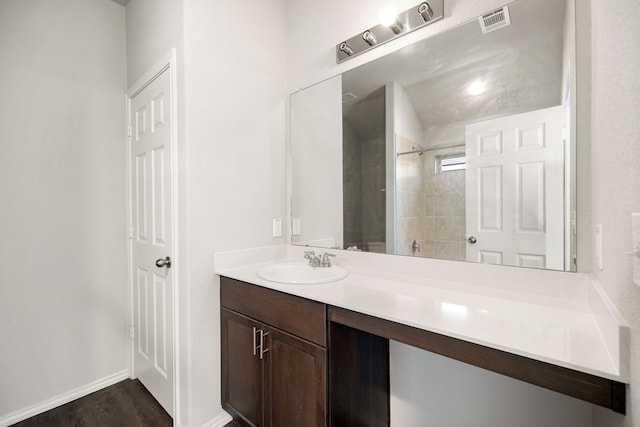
xmin=155 ymin=256 xmax=172 ymax=268
xmin=467 ymin=236 xmax=477 ymax=244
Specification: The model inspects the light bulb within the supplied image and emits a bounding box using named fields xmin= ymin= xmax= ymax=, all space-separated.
xmin=379 ymin=5 xmax=399 ymax=27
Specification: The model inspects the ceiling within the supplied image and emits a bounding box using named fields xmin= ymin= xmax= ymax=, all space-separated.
xmin=342 ymin=0 xmax=568 ymax=142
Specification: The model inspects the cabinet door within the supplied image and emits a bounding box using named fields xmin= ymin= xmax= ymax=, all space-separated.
xmin=221 ymin=308 xmax=264 ymax=427
xmin=264 ymin=327 xmax=326 ymax=427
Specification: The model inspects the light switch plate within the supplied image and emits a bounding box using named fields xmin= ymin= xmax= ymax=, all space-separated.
xmin=272 ymin=219 xmax=282 ymax=238
xmin=632 ymin=213 xmax=640 ymax=286
xmin=292 ymin=218 xmax=301 ymax=236
xmin=595 ymin=224 xmax=603 ymax=271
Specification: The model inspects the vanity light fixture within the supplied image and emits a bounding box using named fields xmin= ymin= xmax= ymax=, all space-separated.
xmin=362 ymin=30 xmax=378 ymax=46
xmin=336 ymin=0 xmax=444 ymax=63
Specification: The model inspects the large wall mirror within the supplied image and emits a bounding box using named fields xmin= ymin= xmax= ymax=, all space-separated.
xmin=291 ymin=0 xmax=577 ymax=272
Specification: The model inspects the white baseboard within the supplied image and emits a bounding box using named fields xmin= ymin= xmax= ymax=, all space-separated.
xmin=0 ymin=369 xmax=130 ymax=427
xmin=200 ymin=410 xmax=233 ymax=427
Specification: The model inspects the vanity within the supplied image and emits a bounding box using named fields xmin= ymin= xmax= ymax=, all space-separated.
xmin=220 ymin=0 xmax=629 ymax=424
xmin=217 ymin=246 xmax=629 ymax=426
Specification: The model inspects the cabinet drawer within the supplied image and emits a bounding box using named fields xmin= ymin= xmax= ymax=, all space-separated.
xmin=220 ymin=277 xmax=326 ymax=347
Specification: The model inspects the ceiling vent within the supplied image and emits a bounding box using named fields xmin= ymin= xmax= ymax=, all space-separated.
xmin=342 ymin=92 xmax=359 ymax=103
xmin=479 ymin=6 xmax=511 ymax=34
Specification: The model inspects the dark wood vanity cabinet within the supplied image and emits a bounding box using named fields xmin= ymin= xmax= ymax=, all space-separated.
xmin=221 ymin=309 xmax=264 ymax=426
xmin=221 ymin=277 xmax=327 ymax=427
xmin=221 ymin=276 xmax=625 ymax=426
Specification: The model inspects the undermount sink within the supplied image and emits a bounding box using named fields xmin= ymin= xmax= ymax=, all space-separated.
xmin=257 ymin=261 xmax=348 ymax=284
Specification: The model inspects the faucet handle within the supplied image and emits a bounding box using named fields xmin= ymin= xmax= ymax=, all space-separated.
xmin=321 ymin=252 xmax=336 ymax=267
xmin=304 ymin=251 xmax=321 ymax=267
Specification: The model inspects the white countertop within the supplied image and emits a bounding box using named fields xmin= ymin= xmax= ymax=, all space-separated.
xmin=215 ymin=245 xmax=629 ymax=383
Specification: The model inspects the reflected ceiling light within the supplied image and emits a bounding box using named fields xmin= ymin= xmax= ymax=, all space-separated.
xmin=339 ymin=41 xmax=354 ymax=56
xmin=467 ymin=80 xmax=486 ymax=95
xmin=418 ymin=2 xmax=434 ymax=22
xmin=362 ymin=30 xmax=378 ymax=46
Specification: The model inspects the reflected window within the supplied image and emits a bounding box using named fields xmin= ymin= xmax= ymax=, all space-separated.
xmin=438 ymin=154 xmax=466 ymax=173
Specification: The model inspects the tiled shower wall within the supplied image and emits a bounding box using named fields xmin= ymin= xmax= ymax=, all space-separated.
xmin=424 ymin=146 xmax=467 ymax=261
xmin=396 ymin=136 xmax=467 ymax=260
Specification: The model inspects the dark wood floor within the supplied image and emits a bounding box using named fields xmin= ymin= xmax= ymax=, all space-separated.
xmin=11 ymin=379 xmax=172 ymax=427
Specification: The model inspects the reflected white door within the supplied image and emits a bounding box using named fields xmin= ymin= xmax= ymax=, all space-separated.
xmin=465 ymin=106 xmax=564 ymax=270
xmin=129 ymin=68 xmax=174 ymax=415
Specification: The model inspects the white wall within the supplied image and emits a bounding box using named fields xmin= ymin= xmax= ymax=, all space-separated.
xmin=391 ymin=349 xmax=591 ymax=427
xmin=590 ymin=0 xmax=640 ymax=426
xmin=182 ymin=0 xmax=288 ymax=425
xmin=291 ymin=76 xmax=343 ymax=247
xmin=125 ymin=0 xmax=183 ymax=85
xmin=286 ymin=0 xmax=594 ymax=425
xmin=0 ymin=0 xmax=127 ymax=421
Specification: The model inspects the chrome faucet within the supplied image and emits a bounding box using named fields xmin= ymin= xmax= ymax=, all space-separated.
xmin=304 ymin=251 xmax=336 ymax=268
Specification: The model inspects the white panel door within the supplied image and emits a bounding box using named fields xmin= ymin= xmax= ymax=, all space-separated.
xmin=130 ymin=68 xmax=174 ymax=415
xmin=465 ymin=106 xmax=564 ymax=270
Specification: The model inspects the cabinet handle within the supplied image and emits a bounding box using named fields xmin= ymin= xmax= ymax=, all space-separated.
xmin=259 ymin=331 xmax=270 ymax=360
xmin=252 ymin=327 xmax=258 ymax=356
